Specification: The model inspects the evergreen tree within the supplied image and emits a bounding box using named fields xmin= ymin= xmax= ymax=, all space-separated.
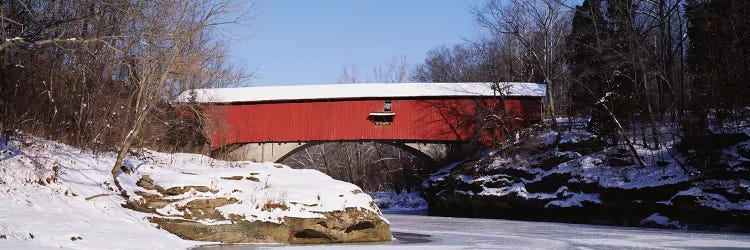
xmin=603 ymin=0 xmax=639 ymax=118
xmin=686 ymin=0 xmax=750 ymax=126
xmin=567 ymin=0 xmax=609 ymax=114
xmin=567 ymin=0 xmax=624 ymax=143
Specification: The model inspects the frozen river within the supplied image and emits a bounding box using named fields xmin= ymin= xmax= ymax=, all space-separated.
xmin=195 ymin=211 xmax=750 ymax=249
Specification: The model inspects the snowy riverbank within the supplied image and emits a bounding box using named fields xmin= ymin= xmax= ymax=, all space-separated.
xmin=0 ymin=132 xmax=389 ymax=249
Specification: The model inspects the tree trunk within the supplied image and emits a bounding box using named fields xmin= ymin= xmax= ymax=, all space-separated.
xmin=111 ymin=108 xmax=150 ymax=197
xmin=546 ymin=78 xmax=563 ymax=145
xmin=600 ymin=103 xmax=646 ymax=168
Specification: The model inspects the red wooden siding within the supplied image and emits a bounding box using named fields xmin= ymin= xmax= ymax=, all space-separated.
xmin=202 ymin=97 xmax=542 ymax=149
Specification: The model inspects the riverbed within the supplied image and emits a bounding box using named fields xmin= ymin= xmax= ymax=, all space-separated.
xmin=194 ymin=211 xmax=750 ymax=249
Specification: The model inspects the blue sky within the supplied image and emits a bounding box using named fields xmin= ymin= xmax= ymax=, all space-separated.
xmin=225 ymin=0 xmax=483 ymax=86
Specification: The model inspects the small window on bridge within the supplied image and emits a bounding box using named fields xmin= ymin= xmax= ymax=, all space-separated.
xmin=384 ymin=100 xmax=392 ymax=112
xmin=369 ymin=112 xmax=394 ymax=125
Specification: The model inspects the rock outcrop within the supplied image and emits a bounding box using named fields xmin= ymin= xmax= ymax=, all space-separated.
xmin=121 ymin=163 xmax=392 ymax=243
xmin=424 ymin=129 xmax=750 ymax=232
xmin=147 ymin=208 xmax=390 ymax=243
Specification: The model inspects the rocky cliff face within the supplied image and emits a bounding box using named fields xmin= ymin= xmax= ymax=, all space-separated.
xmin=424 ymin=129 xmax=750 ymax=231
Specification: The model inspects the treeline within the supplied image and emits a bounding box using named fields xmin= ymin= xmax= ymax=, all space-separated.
xmin=0 ymin=0 xmax=248 ymax=153
xmin=413 ymin=0 xmax=750 ymax=150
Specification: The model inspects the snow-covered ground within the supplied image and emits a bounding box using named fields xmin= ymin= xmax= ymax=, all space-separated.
xmin=194 ymin=213 xmax=750 ymax=249
xmin=0 ymin=133 xmax=382 ymax=249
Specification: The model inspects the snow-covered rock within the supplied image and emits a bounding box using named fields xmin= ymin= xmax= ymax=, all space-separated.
xmin=640 ymin=213 xmax=686 ymax=229
xmin=423 ymin=128 xmax=750 ymax=232
xmin=369 ymin=191 xmax=428 ymax=211
xmin=0 ymin=132 xmax=391 ymax=249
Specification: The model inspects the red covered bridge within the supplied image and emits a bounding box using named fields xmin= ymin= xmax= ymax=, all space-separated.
xmin=178 ymin=82 xmax=546 ymax=163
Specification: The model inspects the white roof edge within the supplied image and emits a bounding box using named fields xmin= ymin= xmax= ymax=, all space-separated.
xmin=369 ymin=112 xmax=396 ymax=116
xmin=177 ymin=82 xmax=546 ymax=104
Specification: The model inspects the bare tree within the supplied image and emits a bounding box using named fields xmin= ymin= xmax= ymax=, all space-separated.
xmin=475 ymin=0 xmax=572 ymax=131
xmin=411 ymin=44 xmax=489 ymax=82
xmin=371 ymin=55 xmax=410 ymax=83
xmin=110 ymin=0 xmax=251 ymax=194
xmin=337 ymin=64 xmax=360 ymax=83
xmin=1 ymin=1 xmax=134 ymax=148
xmin=337 ymin=56 xmax=410 ymax=84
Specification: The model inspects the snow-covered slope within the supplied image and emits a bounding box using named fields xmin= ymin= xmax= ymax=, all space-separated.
xmin=0 ymin=132 xmax=384 ymax=249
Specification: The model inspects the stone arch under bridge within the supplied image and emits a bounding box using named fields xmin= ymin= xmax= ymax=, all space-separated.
xmin=215 ymin=141 xmax=477 ymax=165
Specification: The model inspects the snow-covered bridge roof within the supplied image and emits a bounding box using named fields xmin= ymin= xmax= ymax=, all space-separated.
xmin=177 ymin=82 xmax=546 ymax=104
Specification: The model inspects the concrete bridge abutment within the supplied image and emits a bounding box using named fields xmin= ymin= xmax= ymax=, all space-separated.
xmin=219 ymin=141 xmax=478 ymax=164
xmin=224 ymin=142 xmax=306 ymax=163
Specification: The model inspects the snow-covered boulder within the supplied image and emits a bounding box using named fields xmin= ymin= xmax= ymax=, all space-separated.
xmin=123 ymin=164 xmax=391 ymax=243
xmin=0 ymin=132 xmax=390 ymax=249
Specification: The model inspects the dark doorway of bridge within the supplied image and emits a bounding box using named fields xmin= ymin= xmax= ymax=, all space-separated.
xmin=279 ymin=142 xmax=436 ymax=192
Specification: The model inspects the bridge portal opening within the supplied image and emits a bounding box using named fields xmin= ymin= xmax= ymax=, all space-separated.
xmin=278 ymin=142 xmax=439 ymax=192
